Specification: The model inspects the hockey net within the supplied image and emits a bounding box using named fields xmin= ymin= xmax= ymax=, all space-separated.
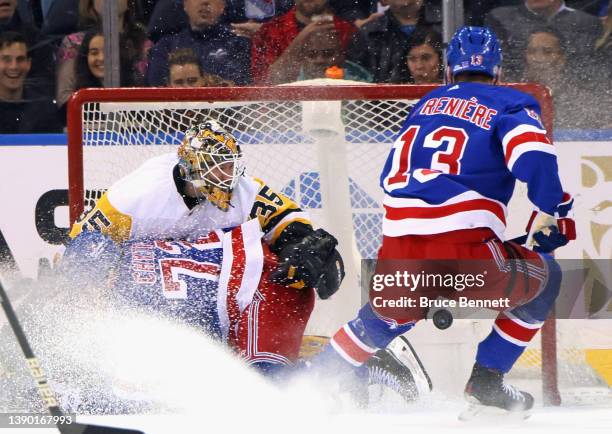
xmin=67 ymin=83 xmax=608 ymax=406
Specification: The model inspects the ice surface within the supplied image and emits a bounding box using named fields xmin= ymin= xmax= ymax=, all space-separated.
xmin=1 ymin=278 xmax=610 ymax=434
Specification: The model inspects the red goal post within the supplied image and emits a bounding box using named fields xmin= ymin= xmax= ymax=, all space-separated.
xmin=66 ymin=83 xmax=559 ymax=404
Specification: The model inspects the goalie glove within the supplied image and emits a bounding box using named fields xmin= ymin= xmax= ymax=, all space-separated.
xmin=269 ymin=228 xmax=345 ymax=299
xmin=525 ymin=192 xmax=576 ymax=253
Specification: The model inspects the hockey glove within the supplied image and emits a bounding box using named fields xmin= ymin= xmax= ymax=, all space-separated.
xmin=526 ymin=192 xmax=576 ymax=251
xmin=270 ymin=228 xmax=345 ymax=299
xmin=531 ymin=226 xmax=570 ymax=253
xmin=313 ymin=248 xmax=345 ymax=299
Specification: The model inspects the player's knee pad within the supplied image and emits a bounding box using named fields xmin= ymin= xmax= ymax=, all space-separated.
xmin=348 ymin=303 xmax=415 ymax=350
xmin=510 ymin=254 xmax=562 ymax=323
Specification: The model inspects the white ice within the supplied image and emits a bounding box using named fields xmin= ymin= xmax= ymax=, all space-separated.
xmin=2 ymin=280 xmax=611 ymax=434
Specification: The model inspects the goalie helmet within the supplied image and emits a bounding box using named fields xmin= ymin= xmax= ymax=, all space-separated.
xmin=177 ymin=119 xmax=245 ymax=211
xmin=446 ymin=26 xmax=502 ymax=82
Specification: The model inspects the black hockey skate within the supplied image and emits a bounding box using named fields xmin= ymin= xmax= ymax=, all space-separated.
xmin=460 ymin=363 xmax=534 ymax=421
xmin=366 ymin=336 xmax=432 ymax=404
xmin=367 ymin=349 xmax=419 ymax=403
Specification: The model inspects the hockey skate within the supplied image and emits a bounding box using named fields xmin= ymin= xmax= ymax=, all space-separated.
xmin=366 ymin=336 xmax=432 ymax=404
xmin=459 ymin=363 xmax=534 ymax=421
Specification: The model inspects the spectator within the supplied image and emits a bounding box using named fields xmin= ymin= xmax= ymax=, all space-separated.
xmin=42 ymin=0 xmax=145 ymax=40
xmin=522 ymin=28 xmax=609 ymax=129
xmin=402 ymin=26 xmax=442 ymax=84
xmin=349 ymin=0 xmax=438 ymax=83
xmin=0 ymin=31 xmax=62 ymax=133
xmin=55 ymin=0 xmax=149 ymax=107
xmin=166 ymin=47 xmax=235 ymax=87
xmin=167 ymin=47 xmax=205 ymax=87
xmin=74 ymin=29 xmax=105 ymax=90
xmin=147 ymin=0 xmax=294 ymax=42
xmin=269 ymin=27 xmax=372 ymax=83
xmin=147 ymin=0 xmax=251 ymax=86
xmin=485 ymin=0 xmax=602 ymax=81
xmin=251 ymin=0 xmax=359 ymax=84
xmin=0 ymin=0 xmax=56 ymax=97
xmin=330 ymin=0 xmax=377 ymax=22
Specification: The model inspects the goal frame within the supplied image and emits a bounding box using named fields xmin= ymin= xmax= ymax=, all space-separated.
xmin=66 ymin=83 xmax=559 ymax=405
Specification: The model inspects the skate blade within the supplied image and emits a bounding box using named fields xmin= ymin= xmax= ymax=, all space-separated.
xmin=458 ymin=402 xmax=531 ymax=422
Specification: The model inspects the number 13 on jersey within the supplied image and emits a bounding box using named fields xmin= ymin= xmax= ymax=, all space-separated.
xmin=383 ymin=125 xmax=469 ymax=190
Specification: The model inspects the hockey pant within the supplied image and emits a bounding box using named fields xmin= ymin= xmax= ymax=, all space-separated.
xmin=229 ymin=250 xmax=315 ymax=375
xmin=329 ymin=228 xmax=561 ymax=373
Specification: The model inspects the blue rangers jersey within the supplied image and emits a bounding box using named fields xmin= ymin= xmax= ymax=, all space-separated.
xmin=380 ymin=82 xmax=564 ymax=239
xmin=112 ymin=219 xmax=265 ymax=344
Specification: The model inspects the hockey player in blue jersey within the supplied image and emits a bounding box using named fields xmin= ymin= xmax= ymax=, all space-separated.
xmin=312 ymin=26 xmax=576 ymax=415
xmin=62 ymin=220 xmax=322 ymax=376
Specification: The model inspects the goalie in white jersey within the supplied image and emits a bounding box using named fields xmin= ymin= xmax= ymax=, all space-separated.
xmin=70 ymin=119 xmax=344 ymax=300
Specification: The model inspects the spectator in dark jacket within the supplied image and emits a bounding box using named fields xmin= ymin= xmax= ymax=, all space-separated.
xmin=0 ymin=0 xmax=56 ymax=98
xmin=349 ymin=0 xmax=437 ymax=83
xmin=147 ymin=0 xmax=251 ymax=85
xmin=521 ymin=27 xmax=610 ymax=129
xmin=166 ymin=47 xmax=235 ymax=86
xmin=146 ymin=0 xmax=294 ymax=42
xmin=0 ymin=31 xmax=62 ymax=133
xmin=402 ymin=26 xmax=443 ymax=84
xmin=485 ymin=0 xmax=602 ymax=81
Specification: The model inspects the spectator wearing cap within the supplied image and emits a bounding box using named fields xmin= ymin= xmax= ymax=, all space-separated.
xmin=147 ymin=0 xmax=251 ymax=86
xmin=485 ymin=0 xmax=602 ymax=82
xmin=251 ymin=0 xmax=359 ymax=84
xmin=0 ymin=31 xmax=62 ymax=133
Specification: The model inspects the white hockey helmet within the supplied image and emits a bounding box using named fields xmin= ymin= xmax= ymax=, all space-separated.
xmin=177 ymin=119 xmax=245 ymax=211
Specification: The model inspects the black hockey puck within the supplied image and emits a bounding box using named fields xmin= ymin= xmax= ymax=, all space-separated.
xmin=432 ymin=309 xmax=453 ymax=330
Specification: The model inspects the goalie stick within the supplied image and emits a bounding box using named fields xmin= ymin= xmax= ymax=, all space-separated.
xmin=0 ymin=278 xmax=144 ymax=434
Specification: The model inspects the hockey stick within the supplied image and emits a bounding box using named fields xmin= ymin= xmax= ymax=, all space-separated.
xmin=0 ymin=278 xmax=144 ymax=434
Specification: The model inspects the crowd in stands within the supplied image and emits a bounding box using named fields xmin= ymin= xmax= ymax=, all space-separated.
xmin=0 ymin=0 xmax=610 ymax=133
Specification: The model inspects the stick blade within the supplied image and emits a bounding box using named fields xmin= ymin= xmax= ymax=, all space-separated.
xmin=60 ymin=422 xmax=145 ymax=434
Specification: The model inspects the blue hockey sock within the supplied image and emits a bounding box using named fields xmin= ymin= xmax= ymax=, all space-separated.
xmin=476 ymin=254 xmax=562 ymax=373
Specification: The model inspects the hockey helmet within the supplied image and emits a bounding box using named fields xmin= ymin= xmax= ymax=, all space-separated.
xmin=446 ymin=26 xmax=502 ymax=81
xmin=177 ymin=119 xmax=245 ymax=211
